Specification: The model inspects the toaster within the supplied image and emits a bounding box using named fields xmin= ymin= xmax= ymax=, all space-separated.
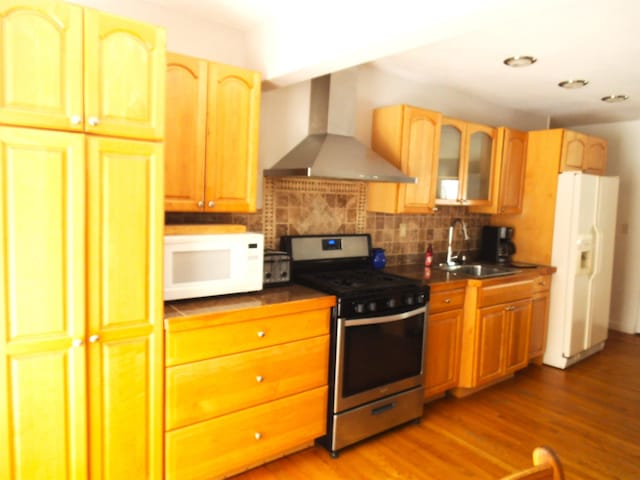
xmin=263 ymin=249 xmax=291 ymax=286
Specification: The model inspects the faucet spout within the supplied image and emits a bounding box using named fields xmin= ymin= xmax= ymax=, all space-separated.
xmin=447 ymin=218 xmax=469 ymax=265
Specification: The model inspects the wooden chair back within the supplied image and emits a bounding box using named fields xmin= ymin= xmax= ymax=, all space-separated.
xmin=501 ymin=446 xmax=565 ymax=480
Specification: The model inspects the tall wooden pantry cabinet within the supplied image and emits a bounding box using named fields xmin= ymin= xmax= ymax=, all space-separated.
xmin=0 ymin=1 xmax=165 ymax=479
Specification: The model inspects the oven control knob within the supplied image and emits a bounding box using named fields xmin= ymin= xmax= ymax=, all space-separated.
xmin=354 ymin=302 xmax=366 ymax=314
xmin=416 ymin=294 xmax=425 ymax=305
xmin=404 ymin=295 xmax=415 ymax=306
xmin=386 ymin=298 xmax=397 ymax=309
xmin=367 ymin=301 xmax=377 ymax=312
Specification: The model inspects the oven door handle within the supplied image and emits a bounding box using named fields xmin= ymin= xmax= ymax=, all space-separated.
xmin=341 ymin=305 xmax=427 ymax=327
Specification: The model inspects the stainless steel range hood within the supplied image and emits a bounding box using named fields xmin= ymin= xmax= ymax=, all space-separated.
xmin=264 ymin=72 xmax=416 ymax=184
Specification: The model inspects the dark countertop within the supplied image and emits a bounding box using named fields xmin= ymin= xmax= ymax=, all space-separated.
xmin=386 ymin=263 xmax=556 ymax=290
xmin=165 ymin=284 xmax=335 ymax=321
xmin=164 ymin=263 xmax=556 ymax=321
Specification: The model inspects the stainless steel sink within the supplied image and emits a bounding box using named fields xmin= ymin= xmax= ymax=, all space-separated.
xmin=437 ymin=263 xmax=520 ymax=279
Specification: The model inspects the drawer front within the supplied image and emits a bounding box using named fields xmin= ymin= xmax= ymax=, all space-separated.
xmin=166 ymin=308 xmax=330 ymax=366
xmin=165 ymin=386 xmax=328 ymax=480
xmin=166 ymin=335 xmax=329 ymax=430
xmin=430 ymin=288 xmax=465 ymax=313
xmin=532 ymin=274 xmax=551 ymax=293
xmin=478 ymin=280 xmax=533 ymax=307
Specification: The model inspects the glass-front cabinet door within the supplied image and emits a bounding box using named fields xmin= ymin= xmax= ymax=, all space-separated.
xmin=436 ymin=117 xmax=496 ymax=206
xmin=436 ymin=118 xmax=464 ymax=203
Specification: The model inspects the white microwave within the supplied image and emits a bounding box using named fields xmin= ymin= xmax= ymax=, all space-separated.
xmin=164 ymin=232 xmax=264 ymax=301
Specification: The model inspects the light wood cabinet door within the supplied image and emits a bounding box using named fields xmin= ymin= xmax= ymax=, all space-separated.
xmin=84 ymin=9 xmax=166 ymax=140
xmin=475 ymin=305 xmax=506 ymax=385
xmin=368 ymin=105 xmax=442 ymax=214
xmin=0 ymin=127 xmax=87 ymax=480
xmin=205 ymin=62 xmax=260 ymax=212
xmin=164 ymin=52 xmax=207 ymax=211
xmin=504 ymin=299 xmax=532 ymax=373
xmin=529 ymin=291 xmax=550 ymax=360
xmin=86 ymin=136 xmax=164 ymax=480
xmin=584 ymin=136 xmax=607 ymax=175
xmin=0 ymin=1 xmax=84 ymax=131
xmin=424 ymin=309 xmax=462 ymax=398
xmin=560 ymin=130 xmax=588 ymax=171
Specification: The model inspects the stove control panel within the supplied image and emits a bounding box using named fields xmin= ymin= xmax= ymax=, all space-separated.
xmin=340 ymin=287 xmax=429 ymax=319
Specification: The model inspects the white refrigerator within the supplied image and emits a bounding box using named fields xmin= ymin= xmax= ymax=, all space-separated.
xmin=544 ymin=172 xmax=619 ymax=369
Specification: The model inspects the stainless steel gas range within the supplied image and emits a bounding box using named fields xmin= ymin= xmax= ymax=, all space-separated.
xmin=281 ymin=234 xmax=430 ymax=457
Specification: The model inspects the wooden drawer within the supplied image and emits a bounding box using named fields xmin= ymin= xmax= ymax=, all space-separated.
xmin=477 ymin=279 xmax=533 ymax=307
xmin=165 ymin=386 xmax=328 ymax=480
xmin=430 ymin=288 xmax=465 ymax=313
xmin=166 ymin=308 xmax=330 ymax=366
xmin=166 ymin=335 xmax=329 ymax=430
xmin=532 ymin=274 xmax=551 ymax=293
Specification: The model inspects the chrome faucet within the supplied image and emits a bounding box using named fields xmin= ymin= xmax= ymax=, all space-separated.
xmin=447 ymin=218 xmax=470 ymax=266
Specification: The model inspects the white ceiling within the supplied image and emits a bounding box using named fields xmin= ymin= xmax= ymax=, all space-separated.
xmin=145 ymin=0 xmax=640 ymax=127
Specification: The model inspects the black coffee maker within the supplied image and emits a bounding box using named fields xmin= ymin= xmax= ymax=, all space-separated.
xmin=480 ymin=226 xmax=516 ymax=264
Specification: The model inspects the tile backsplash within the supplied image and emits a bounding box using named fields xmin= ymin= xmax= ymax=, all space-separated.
xmin=165 ymin=177 xmax=490 ymax=266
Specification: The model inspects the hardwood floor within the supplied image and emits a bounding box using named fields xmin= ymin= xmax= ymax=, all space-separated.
xmin=233 ymin=331 xmax=640 ymax=479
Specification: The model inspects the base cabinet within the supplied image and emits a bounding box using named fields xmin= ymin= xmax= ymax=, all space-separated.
xmin=457 ymin=279 xmax=533 ymax=391
xmin=164 ymin=298 xmax=334 ymax=480
xmin=424 ymin=286 xmax=464 ymax=398
xmin=529 ymin=275 xmax=552 ymax=361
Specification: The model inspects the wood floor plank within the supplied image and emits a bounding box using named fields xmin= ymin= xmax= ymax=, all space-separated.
xmin=231 ymin=331 xmax=640 ymax=479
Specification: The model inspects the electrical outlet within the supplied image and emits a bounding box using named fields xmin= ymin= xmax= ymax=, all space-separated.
xmin=399 ymin=223 xmax=406 ymax=238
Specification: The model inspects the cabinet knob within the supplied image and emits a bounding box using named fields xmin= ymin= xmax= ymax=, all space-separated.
xmin=505 ymin=305 xmax=516 ymax=311
xmin=72 ymin=338 xmax=83 ymax=347
xmin=256 ymin=375 xmax=264 ymax=383
xmin=70 ymin=115 xmax=82 ymax=125
xmin=88 ymin=334 xmax=100 ymax=343
xmin=87 ymin=116 xmax=100 ymax=127
xmin=443 ymin=298 xmax=451 ymax=304
xmin=207 ymin=200 xmax=215 ymax=208
xmin=538 ymin=281 xmax=546 ymax=286
xmin=257 ymin=330 xmax=265 ymax=338
xmin=197 ymin=200 xmax=204 ymax=208
xmin=254 ymin=432 xmax=262 ymax=440
xmin=432 ymin=207 xmax=439 ymax=212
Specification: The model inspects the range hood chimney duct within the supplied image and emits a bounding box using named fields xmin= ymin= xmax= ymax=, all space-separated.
xmin=264 ymin=71 xmax=416 ymax=184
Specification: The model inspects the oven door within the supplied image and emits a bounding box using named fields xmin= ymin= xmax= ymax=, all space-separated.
xmin=334 ymin=305 xmax=427 ymax=413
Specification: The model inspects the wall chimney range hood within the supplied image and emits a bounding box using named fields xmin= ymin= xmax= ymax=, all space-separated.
xmin=264 ymin=72 xmax=416 ymax=184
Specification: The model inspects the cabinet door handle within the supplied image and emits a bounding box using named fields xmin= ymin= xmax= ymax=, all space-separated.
xmin=88 ymin=334 xmax=100 ymax=343
xmin=257 ymin=330 xmax=265 ymax=338
xmin=538 ymin=281 xmax=546 ymax=287
xmin=70 ymin=115 xmax=82 ymax=125
xmin=505 ymin=305 xmax=516 ymax=311
xmin=256 ymin=375 xmax=264 ymax=383
xmin=207 ymin=200 xmax=215 ymax=208
xmin=197 ymin=200 xmax=204 ymax=208
xmin=254 ymin=432 xmax=262 ymax=440
xmin=72 ymin=338 xmax=84 ymax=347
xmin=87 ymin=116 xmax=99 ymax=127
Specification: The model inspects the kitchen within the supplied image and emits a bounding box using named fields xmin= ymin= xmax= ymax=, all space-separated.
xmin=1 ymin=0 xmax=639 ymax=479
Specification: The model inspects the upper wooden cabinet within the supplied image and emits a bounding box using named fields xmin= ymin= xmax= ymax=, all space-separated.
xmin=560 ymin=129 xmax=607 ymax=174
xmin=490 ymin=128 xmax=608 ymax=265
xmin=164 ymin=52 xmax=260 ymax=212
xmin=367 ymin=105 xmax=442 ymax=214
xmin=436 ymin=117 xmax=497 ymax=206
xmin=470 ymin=127 xmax=527 ymax=215
xmin=0 ymin=1 xmax=165 ymax=140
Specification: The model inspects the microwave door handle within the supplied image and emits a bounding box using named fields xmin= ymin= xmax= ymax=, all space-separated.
xmin=343 ymin=306 xmax=427 ymax=327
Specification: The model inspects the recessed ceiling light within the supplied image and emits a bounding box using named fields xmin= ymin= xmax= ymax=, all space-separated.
xmin=558 ymin=79 xmax=589 ymax=89
xmin=601 ymin=94 xmax=629 ymax=103
xmin=503 ymin=55 xmax=537 ymax=67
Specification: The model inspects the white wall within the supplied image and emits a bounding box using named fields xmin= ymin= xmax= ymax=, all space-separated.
xmin=70 ymin=0 xmax=248 ymax=66
xmin=571 ymin=120 xmax=640 ymax=333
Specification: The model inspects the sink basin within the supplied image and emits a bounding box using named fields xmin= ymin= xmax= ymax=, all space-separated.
xmin=437 ymin=263 xmax=520 ymax=279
